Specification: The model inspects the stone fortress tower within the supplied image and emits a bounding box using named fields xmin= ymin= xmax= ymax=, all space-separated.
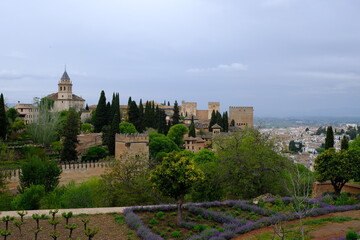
xmin=180 ymin=101 xmax=197 ymax=117
xmin=115 ymin=134 xmax=149 ymax=160
xmin=47 ymin=70 xmax=85 ymax=112
xmin=229 ymin=107 xmax=254 ymax=128
xmin=208 ymin=102 xmax=220 ymax=119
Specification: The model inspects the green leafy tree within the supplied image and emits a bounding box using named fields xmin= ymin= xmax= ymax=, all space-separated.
xmin=149 ymin=152 xmax=204 ymax=224
xmin=341 ymin=136 xmax=349 ymax=150
xmin=61 ymin=109 xmax=80 ymax=162
xmin=213 ymin=128 xmax=292 ymax=199
xmin=315 ymin=148 xmax=360 ymax=196
xmin=81 ymin=123 xmax=94 ymax=133
xmin=102 ymin=156 xmax=169 ymax=207
xmin=82 ymin=146 xmax=108 ymax=161
xmin=149 ymin=133 xmax=179 ymax=164
xmin=0 ymin=94 xmax=8 ymax=140
xmin=119 ymin=122 xmax=138 ymax=134
xmin=325 ymin=126 xmax=334 ymax=150
xmin=190 ymin=149 xmax=223 ymax=202
xmin=188 ymin=116 xmax=196 ymax=137
xmin=172 ymin=100 xmax=180 ymax=125
xmin=19 ymin=156 xmax=62 ymax=193
xmin=93 ymin=91 xmax=107 ymax=132
xmin=6 ymin=108 xmax=18 ymax=123
xmin=167 ymin=124 xmax=188 ymax=147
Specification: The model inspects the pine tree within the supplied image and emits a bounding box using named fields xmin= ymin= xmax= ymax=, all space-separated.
xmin=61 ymin=109 xmax=80 ymax=162
xmin=209 ymin=110 xmax=216 ymax=131
xmin=0 ymin=93 xmax=7 ymax=140
xmin=172 ymin=100 xmax=180 ymax=125
xmin=325 ymin=126 xmax=334 ymax=150
xmin=341 ymin=136 xmax=349 ymax=150
xmin=188 ymin=116 xmax=196 ymax=137
xmin=222 ymin=111 xmax=229 ymax=132
xmin=93 ymin=91 xmax=107 ymax=132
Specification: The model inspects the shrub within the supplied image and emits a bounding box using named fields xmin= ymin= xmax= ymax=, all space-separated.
xmin=11 ymin=185 xmax=46 ymax=210
xmin=82 ymin=146 xmax=108 ymax=162
xmin=155 ymin=211 xmax=165 ymax=220
xmin=346 ymin=231 xmax=359 ymax=240
xmin=170 ymin=231 xmax=181 ymax=238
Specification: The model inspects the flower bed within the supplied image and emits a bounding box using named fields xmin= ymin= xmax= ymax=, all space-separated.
xmin=124 ymin=198 xmax=360 ymax=240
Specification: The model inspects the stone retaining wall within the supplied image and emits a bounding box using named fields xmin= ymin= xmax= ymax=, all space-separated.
xmin=312 ymin=181 xmax=360 ymax=197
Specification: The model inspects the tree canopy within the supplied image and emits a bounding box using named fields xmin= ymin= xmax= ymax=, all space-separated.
xmin=325 ymin=126 xmax=334 ymax=150
xmin=61 ymin=108 xmax=80 ymax=162
xmin=149 ymin=151 xmax=204 ymax=224
xmin=315 ymin=148 xmax=360 ymax=195
xmin=119 ymin=122 xmax=138 ymax=134
xmin=213 ymin=128 xmax=292 ymax=199
xmin=167 ymin=124 xmax=188 ymax=147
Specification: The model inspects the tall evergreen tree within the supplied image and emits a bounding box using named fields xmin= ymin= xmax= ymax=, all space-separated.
xmin=188 ymin=116 xmax=196 ymax=137
xmin=157 ymin=108 xmax=167 ymax=134
xmin=93 ymin=91 xmax=107 ymax=132
xmin=110 ymin=93 xmax=121 ymax=124
xmin=108 ymin=112 xmax=120 ymax=155
xmin=144 ymin=101 xmax=152 ymax=129
xmin=138 ymin=99 xmax=144 ymax=132
xmin=128 ymin=100 xmax=140 ymax=131
xmin=215 ymin=111 xmax=222 ymax=128
xmin=230 ymin=119 xmax=235 ymax=127
xmin=341 ymin=136 xmax=349 ymax=150
xmin=222 ymin=111 xmax=229 ymax=132
xmin=85 ymin=104 xmax=89 ymax=111
xmin=209 ymin=110 xmax=216 ymax=131
xmin=0 ymin=93 xmax=7 ymax=140
xmin=61 ymin=109 xmax=80 ymax=162
xmin=106 ymin=102 xmax=112 ymax=125
xmin=325 ymin=126 xmax=334 ymax=150
xmin=167 ymin=101 xmax=170 ymax=106
xmin=172 ymin=100 xmax=180 ymax=125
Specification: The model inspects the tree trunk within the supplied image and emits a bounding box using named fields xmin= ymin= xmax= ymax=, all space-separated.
xmin=176 ymin=194 xmax=184 ymax=225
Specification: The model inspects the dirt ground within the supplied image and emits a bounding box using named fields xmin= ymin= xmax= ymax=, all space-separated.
xmin=232 ymin=210 xmax=360 ymax=240
xmin=2 ymin=213 xmax=140 ymax=240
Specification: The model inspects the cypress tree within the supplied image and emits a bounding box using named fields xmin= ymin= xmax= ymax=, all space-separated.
xmin=106 ymin=102 xmax=111 ymax=125
xmin=61 ymin=109 xmax=80 ymax=162
xmin=108 ymin=112 xmax=120 ymax=155
xmin=110 ymin=93 xmax=121 ymax=124
xmin=188 ymin=116 xmax=196 ymax=137
xmin=128 ymin=100 xmax=139 ymax=131
xmin=85 ymin=104 xmax=89 ymax=111
xmin=341 ymin=136 xmax=349 ymax=150
xmin=167 ymin=101 xmax=170 ymax=106
xmin=230 ymin=119 xmax=235 ymax=127
xmin=138 ymin=99 xmax=144 ymax=132
xmin=157 ymin=108 xmax=167 ymax=134
xmin=215 ymin=111 xmax=222 ymax=128
xmin=172 ymin=100 xmax=180 ymax=125
xmin=325 ymin=126 xmax=334 ymax=150
xmin=0 ymin=93 xmax=7 ymax=140
xmin=209 ymin=110 xmax=216 ymax=131
xmin=93 ymin=91 xmax=107 ymax=132
xmin=222 ymin=111 xmax=229 ymax=132
xmin=144 ymin=101 xmax=151 ymax=129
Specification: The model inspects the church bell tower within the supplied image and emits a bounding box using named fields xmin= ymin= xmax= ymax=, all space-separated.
xmin=57 ymin=70 xmax=73 ymax=100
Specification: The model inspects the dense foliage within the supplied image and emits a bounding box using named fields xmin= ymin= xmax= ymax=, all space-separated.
xmin=61 ymin=108 xmax=80 ymax=162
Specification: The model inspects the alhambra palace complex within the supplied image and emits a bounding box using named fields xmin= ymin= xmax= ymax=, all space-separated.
xmin=12 ymin=71 xmax=254 ymax=159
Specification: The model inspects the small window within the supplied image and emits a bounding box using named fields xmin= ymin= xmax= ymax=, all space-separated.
xmin=60 ymin=87 xmax=62 ymax=91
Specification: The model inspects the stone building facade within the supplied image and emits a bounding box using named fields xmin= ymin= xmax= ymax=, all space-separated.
xmin=13 ymin=103 xmax=38 ymax=124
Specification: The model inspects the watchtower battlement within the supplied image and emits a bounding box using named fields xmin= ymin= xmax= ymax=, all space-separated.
xmin=115 ymin=133 xmax=149 ymax=143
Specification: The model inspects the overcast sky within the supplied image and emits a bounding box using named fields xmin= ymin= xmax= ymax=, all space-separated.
xmin=1 ymin=0 xmax=359 ymax=117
